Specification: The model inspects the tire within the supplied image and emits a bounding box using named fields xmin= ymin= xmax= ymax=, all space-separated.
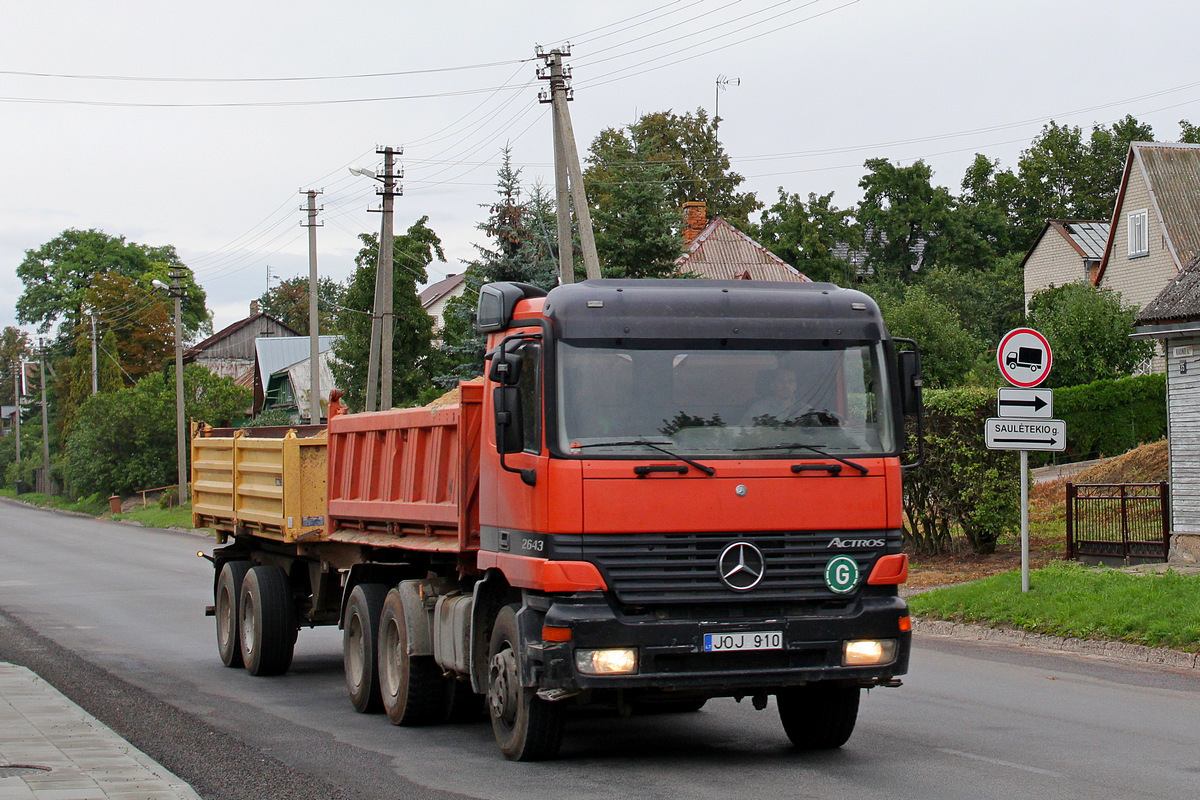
xmin=343 ymin=583 xmax=387 ymax=713
xmin=486 ymin=604 xmax=564 ymax=761
xmin=777 ymin=684 xmax=860 ymax=750
xmin=215 ymin=561 xmax=251 ymax=668
xmin=239 ymin=565 xmax=297 ymax=677
xmin=377 ymin=588 xmax=447 ymax=726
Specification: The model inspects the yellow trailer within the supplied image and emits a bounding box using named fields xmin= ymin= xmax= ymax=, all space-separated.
xmin=191 ymin=422 xmax=328 ymax=544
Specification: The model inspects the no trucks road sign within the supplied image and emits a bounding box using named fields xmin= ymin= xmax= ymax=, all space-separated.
xmin=984 ymin=418 xmax=1066 ymax=452
xmin=997 ymin=328 xmax=1052 ymax=388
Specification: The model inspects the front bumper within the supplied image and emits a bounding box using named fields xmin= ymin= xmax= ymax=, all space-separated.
xmin=532 ymin=591 xmax=910 ymax=694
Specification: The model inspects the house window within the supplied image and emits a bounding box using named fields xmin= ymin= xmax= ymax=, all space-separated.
xmin=1128 ymin=209 xmax=1149 ymax=258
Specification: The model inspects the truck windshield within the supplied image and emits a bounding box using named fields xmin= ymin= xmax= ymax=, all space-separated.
xmin=555 ymin=341 xmax=897 ymax=458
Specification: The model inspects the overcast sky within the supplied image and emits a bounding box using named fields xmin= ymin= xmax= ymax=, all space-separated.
xmin=4 ymin=0 xmax=1200 ymax=337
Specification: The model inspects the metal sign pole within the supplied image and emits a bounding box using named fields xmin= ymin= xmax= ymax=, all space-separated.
xmin=1020 ymin=449 xmax=1029 ymax=593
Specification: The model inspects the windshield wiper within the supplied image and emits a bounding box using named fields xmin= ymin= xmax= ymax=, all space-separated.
xmin=732 ymin=442 xmax=869 ymax=476
xmin=573 ymin=439 xmax=716 ymax=477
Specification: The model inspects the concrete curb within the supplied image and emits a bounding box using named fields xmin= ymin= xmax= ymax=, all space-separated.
xmin=914 ymin=617 xmax=1200 ymax=671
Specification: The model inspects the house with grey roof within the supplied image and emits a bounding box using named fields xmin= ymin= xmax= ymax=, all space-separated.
xmin=253 ymin=335 xmax=338 ymax=421
xmin=1095 ymin=142 xmax=1200 ymax=372
xmin=1020 ymin=220 xmax=1109 ymax=312
xmin=1133 ymin=251 xmax=1200 ymax=565
xmin=419 ymin=273 xmax=467 ymax=338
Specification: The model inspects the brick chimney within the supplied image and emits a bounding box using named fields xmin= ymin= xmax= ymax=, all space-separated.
xmin=250 ymin=300 xmax=260 ymax=315
xmin=682 ymin=201 xmax=707 ymax=244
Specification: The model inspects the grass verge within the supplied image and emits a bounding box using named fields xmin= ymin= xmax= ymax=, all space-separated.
xmin=0 ymin=489 xmax=109 ymax=516
xmin=113 ymin=504 xmax=197 ymax=531
xmin=909 ymin=560 xmax=1200 ymax=653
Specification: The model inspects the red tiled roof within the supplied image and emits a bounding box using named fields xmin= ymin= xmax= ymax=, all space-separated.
xmin=676 ymin=218 xmax=810 ymax=282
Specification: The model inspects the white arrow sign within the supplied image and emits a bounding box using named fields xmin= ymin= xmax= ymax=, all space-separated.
xmin=985 ymin=418 xmax=1066 ymax=451
xmin=997 ymin=388 xmax=1053 ymax=419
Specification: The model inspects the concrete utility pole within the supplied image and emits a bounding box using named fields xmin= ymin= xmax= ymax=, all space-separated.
xmin=301 ymin=189 xmax=323 ymax=423
xmin=362 ymin=146 xmax=402 ymax=412
xmin=89 ymin=311 xmax=99 ymax=395
xmin=38 ymin=340 xmax=51 ymax=494
xmin=537 ymin=46 xmax=600 ymax=283
xmin=12 ymin=359 xmax=20 ymax=480
xmin=171 ymin=269 xmax=188 ymax=504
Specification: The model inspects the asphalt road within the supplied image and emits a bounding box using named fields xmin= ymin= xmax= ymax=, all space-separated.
xmin=2 ymin=498 xmax=1198 ymax=800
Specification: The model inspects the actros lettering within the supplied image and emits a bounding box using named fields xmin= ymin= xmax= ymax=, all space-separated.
xmin=828 ymin=537 xmax=885 ymax=549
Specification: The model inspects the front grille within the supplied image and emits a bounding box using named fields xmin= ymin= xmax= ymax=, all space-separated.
xmin=558 ymin=530 xmax=900 ymax=605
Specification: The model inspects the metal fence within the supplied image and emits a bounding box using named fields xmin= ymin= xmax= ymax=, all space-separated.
xmin=1066 ymin=482 xmax=1169 ymax=565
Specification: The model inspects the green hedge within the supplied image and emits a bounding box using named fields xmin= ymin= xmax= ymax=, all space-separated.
xmin=904 ymin=388 xmax=1019 ymax=555
xmin=902 ymin=374 xmax=1167 ymax=555
xmin=1049 ymin=374 xmax=1166 ymax=463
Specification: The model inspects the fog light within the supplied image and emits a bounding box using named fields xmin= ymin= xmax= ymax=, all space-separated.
xmin=575 ymin=648 xmax=638 ymax=675
xmin=843 ymin=639 xmax=897 ymax=666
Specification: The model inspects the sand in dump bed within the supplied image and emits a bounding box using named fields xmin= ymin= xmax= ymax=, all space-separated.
xmin=424 ymin=378 xmax=483 ymax=410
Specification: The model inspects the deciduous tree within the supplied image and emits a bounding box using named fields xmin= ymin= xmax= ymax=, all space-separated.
xmin=258 ymin=275 xmax=345 ymax=335
xmin=330 ymin=219 xmax=443 ymax=410
xmin=16 ymin=229 xmax=208 ymax=341
xmin=586 ymin=109 xmax=760 ymax=225
xmin=1027 ymin=283 xmax=1154 ymax=388
xmin=756 ymin=189 xmax=859 ymax=284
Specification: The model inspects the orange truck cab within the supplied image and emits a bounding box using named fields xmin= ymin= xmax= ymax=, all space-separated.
xmin=472 ymin=279 xmax=922 ymax=756
xmin=200 ymin=277 xmax=923 ymax=763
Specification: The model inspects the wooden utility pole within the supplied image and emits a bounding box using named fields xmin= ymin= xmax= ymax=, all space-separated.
xmin=301 ymin=189 xmax=323 ymax=422
xmin=538 ymin=46 xmax=600 ymax=282
xmin=364 ymin=146 xmax=402 ymax=412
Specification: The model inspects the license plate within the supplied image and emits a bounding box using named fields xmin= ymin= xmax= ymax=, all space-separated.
xmin=702 ymin=631 xmax=783 ymax=652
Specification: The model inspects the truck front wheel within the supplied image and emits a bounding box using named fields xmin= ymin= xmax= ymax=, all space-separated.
xmin=343 ymin=583 xmax=387 ymax=713
xmin=239 ymin=565 xmax=297 ymax=676
xmin=216 ymin=560 xmax=251 ymax=668
xmin=377 ymin=588 xmax=446 ymax=726
xmin=486 ymin=604 xmax=564 ymax=761
xmin=777 ymin=684 xmax=860 ymax=750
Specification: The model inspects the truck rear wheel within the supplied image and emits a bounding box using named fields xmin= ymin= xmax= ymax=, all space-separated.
xmin=777 ymin=684 xmax=860 ymax=750
xmin=378 ymin=588 xmax=446 ymax=726
xmin=216 ymin=560 xmax=251 ymax=668
xmin=486 ymin=604 xmax=563 ymax=761
xmin=343 ymin=583 xmax=387 ymax=713
xmin=239 ymin=565 xmax=297 ymax=676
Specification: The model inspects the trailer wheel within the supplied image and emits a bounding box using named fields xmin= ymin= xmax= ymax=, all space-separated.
xmin=777 ymin=684 xmax=860 ymax=750
xmin=239 ymin=565 xmax=297 ymax=677
xmin=215 ymin=561 xmax=251 ymax=668
xmin=486 ymin=604 xmax=563 ymax=761
xmin=343 ymin=583 xmax=387 ymax=713
xmin=378 ymin=588 xmax=446 ymax=726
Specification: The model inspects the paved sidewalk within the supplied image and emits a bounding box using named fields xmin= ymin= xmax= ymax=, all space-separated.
xmin=0 ymin=663 xmax=200 ymax=800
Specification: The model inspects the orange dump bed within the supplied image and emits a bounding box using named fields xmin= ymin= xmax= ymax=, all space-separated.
xmin=325 ymin=381 xmax=483 ymax=554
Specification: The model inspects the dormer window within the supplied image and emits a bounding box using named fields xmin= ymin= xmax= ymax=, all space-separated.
xmin=1128 ymin=209 xmax=1149 ymax=258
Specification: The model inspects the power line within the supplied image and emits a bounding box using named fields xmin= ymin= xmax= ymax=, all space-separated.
xmin=0 ymin=58 xmax=533 ymax=83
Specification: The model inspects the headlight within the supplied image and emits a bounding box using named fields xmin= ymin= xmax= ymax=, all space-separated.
xmin=842 ymin=639 xmax=897 ymax=666
xmin=574 ymin=648 xmax=638 ymax=675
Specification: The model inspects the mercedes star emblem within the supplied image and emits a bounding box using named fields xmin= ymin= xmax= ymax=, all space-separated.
xmin=717 ymin=541 xmax=765 ymax=591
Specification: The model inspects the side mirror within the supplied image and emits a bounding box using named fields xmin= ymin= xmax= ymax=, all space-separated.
xmin=493 ymin=385 xmax=536 ymax=486
xmin=494 ymin=386 xmax=525 ymax=454
xmin=898 ymin=350 xmax=923 ymax=417
xmin=488 ymin=351 xmax=523 ymax=386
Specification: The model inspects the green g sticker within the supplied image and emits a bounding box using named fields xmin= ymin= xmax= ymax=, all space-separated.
xmin=824 ymin=556 xmax=860 ymax=594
